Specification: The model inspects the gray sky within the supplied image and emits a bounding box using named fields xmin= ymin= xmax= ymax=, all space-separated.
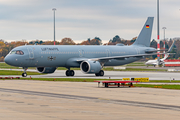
xmin=0 ymin=0 xmax=180 ymax=43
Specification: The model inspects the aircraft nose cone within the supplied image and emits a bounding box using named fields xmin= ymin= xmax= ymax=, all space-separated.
xmin=4 ymin=55 xmax=11 ymax=65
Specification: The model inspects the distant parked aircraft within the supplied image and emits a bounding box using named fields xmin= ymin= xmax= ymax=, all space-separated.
xmin=5 ymin=17 xmax=164 ymax=77
xmin=145 ymin=40 xmax=175 ymax=67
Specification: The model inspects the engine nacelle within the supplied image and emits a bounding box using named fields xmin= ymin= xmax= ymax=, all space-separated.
xmin=80 ymin=61 xmax=102 ymax=74
xmin=36 ymin=67 xmax=57 ymax=74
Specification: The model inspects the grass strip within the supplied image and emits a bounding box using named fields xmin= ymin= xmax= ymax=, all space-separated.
xmin=135 ymin=84 xmax=180 ymax=90
xmin=103 ymin=67 xmax=167 ymax=72
xmin=0 ymin=70 xmax=42 ymax=75
xmin=16 ymin=78 xmax=121 ymax=82
xmin=150 ymin=80 xmax=180 ymax=83
xmin=0 ymin=63 xmax=20 ymax=69
xmin=0 ymin=63 xmax=168 ymax=72
xmin=1 ymin=77 xmax=180 ymax=90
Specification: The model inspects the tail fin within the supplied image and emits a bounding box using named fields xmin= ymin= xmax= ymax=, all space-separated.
xmin=161 ymin=40 xmax=175 ymax=60
xmin=132 ymin=17 xmax=154 ymax=47
xmin=167 ymin=40 xmax=175 ymax=53
xmin=161 ymin=53 xmax=170 ymax=61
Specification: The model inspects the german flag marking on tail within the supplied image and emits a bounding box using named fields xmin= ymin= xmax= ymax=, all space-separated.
xmin=146 ymin=25 xmax=149 ymax=28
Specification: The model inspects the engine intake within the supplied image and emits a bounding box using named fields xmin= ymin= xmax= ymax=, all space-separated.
xmin=80 ymin=61 xmax=102 ymax=74
xmin=36 ymin=67 xmax=56 ymax=73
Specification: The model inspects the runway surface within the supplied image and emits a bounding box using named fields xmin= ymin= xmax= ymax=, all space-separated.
xmin=0 ymin=80 xmax=180 ymax=120
xmin=1 ymin=67 xmax=180 ymax=80
xmin=34 ymin=70 xmax=180 ymax=80
xmin=9 ymin=69 xmax=180 ymax=80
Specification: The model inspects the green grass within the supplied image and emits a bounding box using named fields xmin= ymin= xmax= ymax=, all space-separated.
xmin=150 ymin=80 xmax=180 ymax=83
xmin=0 ymin=62 xmax=171 ymax=72
xmin=17 ymin=78 xmax=121 ymax=82
xmin=57 ymin=67 xmax=80 ymax=70
xmin=126 ymin=62 xmax=146 ymax=66
xmin=0 ymin=70 xmax=42 ymax=75
xmin=0 ymin=63 xmax=20 ymax=69
xmin=135 ymin=84 xmax=180 ymax=90
xmin=1 ymin=77 xmax=180 ymax=83
xmin=103 ymin=67 xmax=167 ymax=72
xmin=1 ymin=77 xmax=180 ymax=90
xmin=0 ymin=63 xmax=37 ymax=70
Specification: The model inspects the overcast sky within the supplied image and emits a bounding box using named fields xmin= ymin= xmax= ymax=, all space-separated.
xmin=0 ymin=0 xmax=180 ymax=43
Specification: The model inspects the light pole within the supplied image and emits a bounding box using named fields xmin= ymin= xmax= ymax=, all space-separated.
xmin=52 ymin=8 xmax=56 ymax=45
xmin=162 ymin=27 xmax=167 ymax=56
xmin=162 ymin=27 xmax=166 ymax=41
xmin=157 ymin=0 xmax=160 ymax=66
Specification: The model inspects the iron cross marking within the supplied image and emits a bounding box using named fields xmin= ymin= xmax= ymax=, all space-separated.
xmin=48 ymin=56 xmax=56 ymax=61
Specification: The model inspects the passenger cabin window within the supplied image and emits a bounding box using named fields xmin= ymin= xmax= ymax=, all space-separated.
xmin=10 ymin=50 xmax=24 ymax=55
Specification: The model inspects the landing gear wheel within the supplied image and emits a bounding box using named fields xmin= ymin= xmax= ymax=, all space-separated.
xmin=66 ymin=70 xmax=75 ymax=76
xmin=22 ymin=73 xmax=27 ymax=77
xmin=95 ymin=73 xmax=100 ymax=76
xmin=66 ymin=70 xmax=70 ymax=76
xmin=95 ymin=70 xmax=104 ymax=76
xmin=99 ymin=70 xmax=104 ymax=76
xmin=69 ymin=70 xmax=75 ymax=76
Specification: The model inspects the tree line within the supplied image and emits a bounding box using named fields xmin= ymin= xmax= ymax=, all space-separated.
xmin=0 ymin=36 xmax=178 ymax=62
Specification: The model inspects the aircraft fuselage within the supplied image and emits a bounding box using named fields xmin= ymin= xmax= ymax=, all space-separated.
xmin=5 ymin=45 xmax=154 ymax=68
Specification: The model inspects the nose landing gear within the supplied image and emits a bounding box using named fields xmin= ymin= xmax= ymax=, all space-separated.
xmin=22 ymin=67 xmax=28 ymax=77
xmin=22 ymin=73 xmax=27 ymax=77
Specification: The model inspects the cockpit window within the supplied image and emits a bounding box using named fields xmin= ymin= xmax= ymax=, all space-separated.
xmin=10 ymin=51 xmax=16 ymax=54
xmin=10 ymin=50 xmax=24 ymax=55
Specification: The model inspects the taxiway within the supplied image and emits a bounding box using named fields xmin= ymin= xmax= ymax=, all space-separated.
xmin=0 ymin=80 xmax=180 ymax=120
xmin=0 ymin=69 xmax=180 ymax=80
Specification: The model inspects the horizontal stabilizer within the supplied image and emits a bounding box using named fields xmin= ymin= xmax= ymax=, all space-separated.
xmin=145 ymin=49 xmax=168 ymax=53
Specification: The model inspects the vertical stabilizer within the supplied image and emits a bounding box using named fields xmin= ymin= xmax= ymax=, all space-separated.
xmin=161 ymin=53 xmax=169 ymax=61
xmin=132 ymin=17 xmax=154 ymax=47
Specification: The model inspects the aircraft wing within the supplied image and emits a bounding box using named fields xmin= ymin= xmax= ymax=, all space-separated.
xmin=76 ymin=53 xmax=164 ymax=62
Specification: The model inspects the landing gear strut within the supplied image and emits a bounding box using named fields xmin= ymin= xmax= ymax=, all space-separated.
xmin=22 ymin=67 xmax=28 ymax=77
xmin=95 ymin=70 xmax=104 ymax=76
xmin=66 ymin=69 xmax=75 ymax=76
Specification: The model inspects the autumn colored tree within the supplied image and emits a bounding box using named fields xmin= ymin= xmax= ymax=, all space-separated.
xmin=59 ymin=38 xmax=76 ymax=45
xmin=80 ymin=37 xmax=102 ymax=45
xmin=89 ymin=39 xmax=101 ymax=45
xmin=42 ymin=41 xmax=55 ymax=45
xmin=108 ymin=35 xmax=124 ymax=45
xmin=29 ymin=40 xmax=45 ymax=45
xmin=80 ymin=40 xmax=90 ymax=45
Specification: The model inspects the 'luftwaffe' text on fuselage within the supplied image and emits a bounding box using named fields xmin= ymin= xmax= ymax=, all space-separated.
xmin=41 ymin=48 xmax=59 ymax=51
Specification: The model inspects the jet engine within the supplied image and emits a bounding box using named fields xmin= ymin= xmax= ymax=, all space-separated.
xmin=80 ymin=61 xmax=102 ymax=74
xmin=36 ymin=67 xmax=57 ymax=74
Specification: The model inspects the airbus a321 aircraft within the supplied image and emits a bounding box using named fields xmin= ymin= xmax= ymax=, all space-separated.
xmin=5 ymin=17 xmax=162 ymax=77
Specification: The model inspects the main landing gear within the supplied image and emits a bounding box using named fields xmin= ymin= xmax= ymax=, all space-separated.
xmin=66 ymin=70 xmax=75 ymax=76
xmin=95 ymin=70 xmax=104 ymax=76
xmin=22 ymin=67 xmax=28 ymax=77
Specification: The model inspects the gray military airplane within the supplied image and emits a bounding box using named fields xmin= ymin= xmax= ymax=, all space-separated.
xmin=5 ymin=17 xmax=161 ymax=77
